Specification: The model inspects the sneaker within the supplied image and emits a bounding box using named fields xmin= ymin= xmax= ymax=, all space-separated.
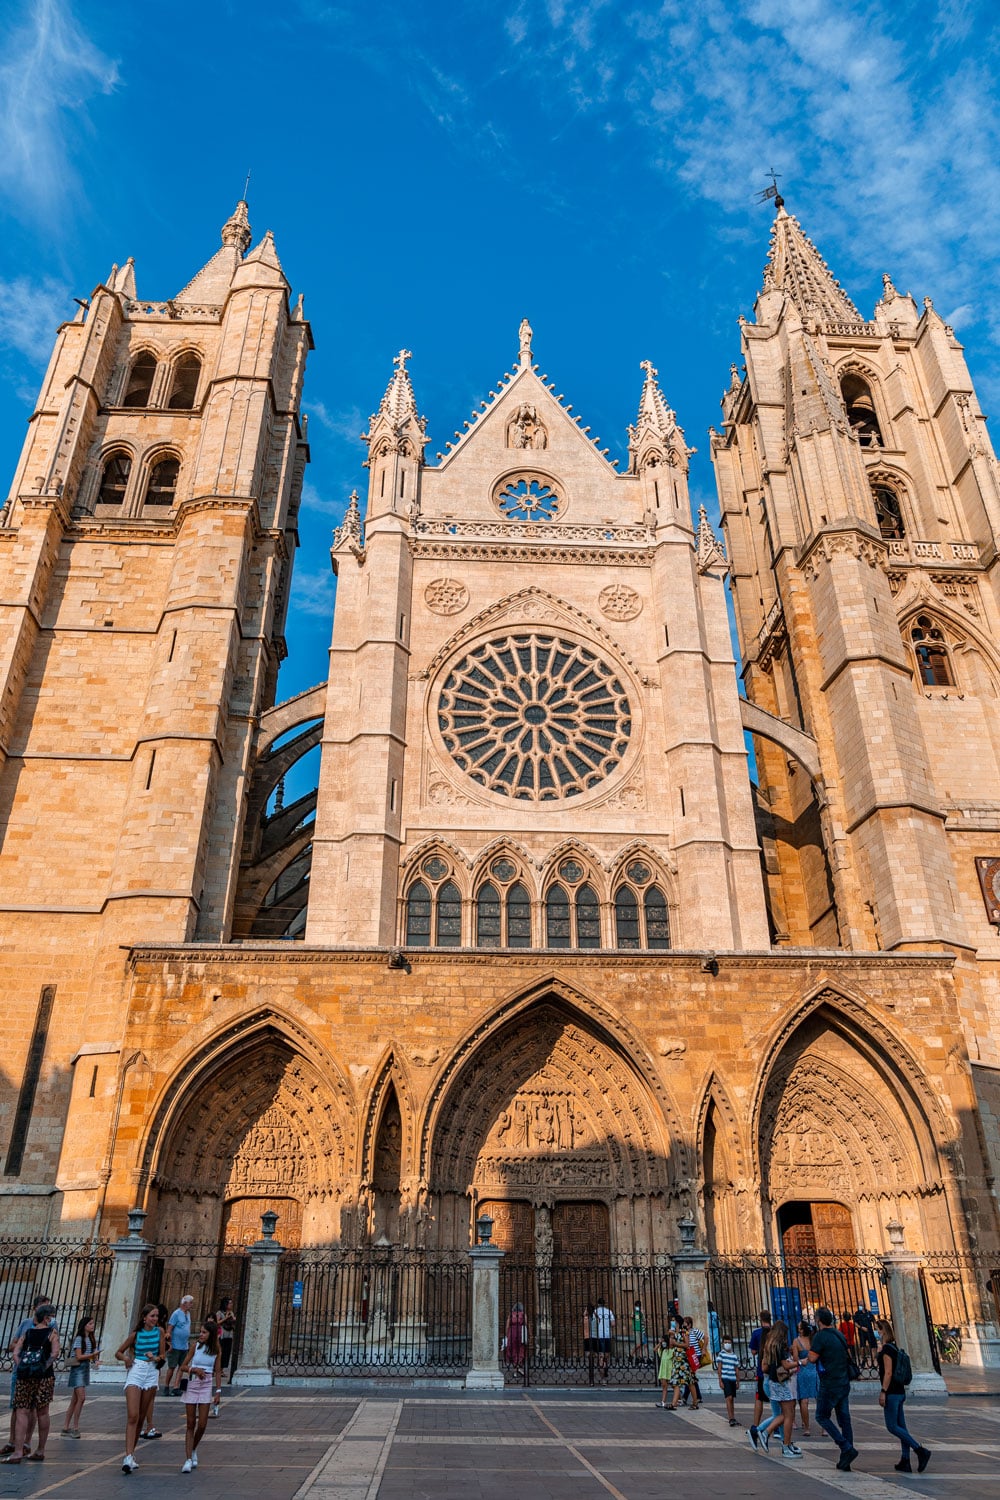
xmin=917 ymin=1448 xmax=932 ymax=1473
xmin=782 ymin=1444 xmax=803 ymax=1458
xmin=182 ymin=1459 xmax=193 ymax=1473
xmin=69 ymin=1431 xmax=81 ymax=1439
xmin=895 ymin=1458 xmax=913 ymax=1473
xmin=191 ymin=1454 xmax=198 ymax=1469
xmin=747 ymin=1426 xmax=760 ymax=1451
xmin=836 ymin=1447 xmax=857 ymax=1472
xmin=759 ymin=1428 xmax=770 ymax=1454
xmin=122 ymin=1454 xmax=138 ymax=1473
xmin=60 ymin=1430 xmax=73 ymax=1438
xmin=729 ymin=1418 xmax=738 ymax=1427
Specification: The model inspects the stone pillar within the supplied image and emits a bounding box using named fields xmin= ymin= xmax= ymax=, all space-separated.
xmin=236 ymin=1228 xmax=284 ymax=1387
xmin=466 ymin=1245 xmax=505 ymax=1389
xmin=92 ymin=1212 xmax=149 ymax=1385
xmin=673 ymin=1215 xmax=712 ymax=1393
xmin=882 ymin=1222 xmax=948 ymax=1398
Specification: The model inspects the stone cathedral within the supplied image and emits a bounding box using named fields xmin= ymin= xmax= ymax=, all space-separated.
xmin=1 ymin=197 xmax=999 ymax=1282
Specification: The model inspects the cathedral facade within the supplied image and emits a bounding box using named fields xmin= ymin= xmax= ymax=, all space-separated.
xmin=1 ymin=199 xmax=998 ymax=1282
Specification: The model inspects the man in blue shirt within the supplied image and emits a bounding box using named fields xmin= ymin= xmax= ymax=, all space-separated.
xmin=748 ymin=1309 xmax=771 ymax=1429
xmin=165 ymin=1297 xmax=194 ymax=1395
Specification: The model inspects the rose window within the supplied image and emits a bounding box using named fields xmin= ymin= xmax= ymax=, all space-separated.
xmin=495 ymin=477 xmax=562 ymax=522
xmin=437 ymin=633 xmax=632 ymax=800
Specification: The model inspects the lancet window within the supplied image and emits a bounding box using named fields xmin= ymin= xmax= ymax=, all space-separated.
xmin=613 ymin=859 xmax=671 ymax=949
xmin=122 ymin=352 xmax=157 ymax=408
xmin=144 ymin=456 xmax=180 ymax=508
xmin=167 ymin=353 xmax=202 ymax=410
xmin=872 ymin=483 xmax=905 ymax=541
xmin=474 ymin=856 xmax=532 ymax=947
xmin=96 ymin=451 xmax=132 ymax=509
xmin=404 ymin=855 xmax=463 ymax=946
xmin=910 ymin=615 xmax=954 ymax=688
xmin=544 ymin=858 xmax=601 ymax=949
xmin=840 ymin=372 xmax=883 ymax=448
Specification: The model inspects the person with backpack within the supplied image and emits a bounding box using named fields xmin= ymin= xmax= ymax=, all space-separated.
xmin=1 ymin=1294 xmax=54 ymax=1460
xmin=3 ymin=1302 xmax=59 ymax=1465
xmin=876 ymin=1319 xmax=931 ymax=1473
xmin=807 ymin=1306 xmax=858 ymax=1471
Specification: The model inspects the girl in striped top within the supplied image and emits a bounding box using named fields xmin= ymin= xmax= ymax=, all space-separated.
xmin=115 ymin=1304 xmax=165 ymax=1474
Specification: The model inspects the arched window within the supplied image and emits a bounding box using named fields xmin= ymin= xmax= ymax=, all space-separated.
xmin=122 ymin=352 xmax=157 ymax=408
xmin=167 ymin=353 xmax=202 ymax=410
xmin=872 ymin=483 xmax=905 ymax=540
xmin=476 ymin=883 xmax=501 ymax=948
xmin=840 ymin=372 xmax=883 ymax=447
xmin=405 ymin=881 xmax=431 ymax=946
xmin=576 ymin=884 xmax=601 ymax=948
xmin=435 ymin=880 xmax=462 ymax=946
xmin=546 ymin=884 xmax=571 ymax=948
xmin=144 ymin=456 xmax=179 ymax=508
xmin=96 ymin=451 xmax=131 ymax=509
xmin=507 ymin=881 xmax=531 ymax=947
xmin=911 ymin=615 xmax=953 ymax=687
xmin=615 ymin=886 xmax=641 ymax=948
xmin=644 ymin=886 xmax=671 ymax=949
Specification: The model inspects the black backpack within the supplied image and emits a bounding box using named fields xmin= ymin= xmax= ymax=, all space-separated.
xmin=894 ymin=1347 xmax=913 ymax=1387
xmin=17 ymin=1331 xmax=53 ymax=1380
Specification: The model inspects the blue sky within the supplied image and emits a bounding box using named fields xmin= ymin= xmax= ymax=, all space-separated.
xmin=1 ymin=0 xmax=998 ymax=702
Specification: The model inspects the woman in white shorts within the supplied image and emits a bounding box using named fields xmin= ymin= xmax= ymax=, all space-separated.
xmin=179 ymin=1320 xmax=221 ymax=1473
xmin=115 ymin=1304 xmax=165 ymax=1474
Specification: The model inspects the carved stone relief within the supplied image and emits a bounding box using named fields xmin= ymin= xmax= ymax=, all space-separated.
xmin=425 ymin=578 xmax=470 ymax=616
xmin=598 ymin=583 xmax=642 ymax=621
xmin=506 ymin=404 xmax=548 ymax=450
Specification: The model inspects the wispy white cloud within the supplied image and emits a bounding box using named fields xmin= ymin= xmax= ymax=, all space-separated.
xmin=300 ymin=477 xmax=350 ymax=518
xmin=289 ymin=566 xmax=335 ymax=620
xmin=0 ymin=276 xmax=71 ymax=365
xmin=308 ymin=400 xmax=365 ymax=443
xmin=0 ymin=0 xmax=118 ymax=220
xmin=502 ymin=0 xmax=1000 ymax=325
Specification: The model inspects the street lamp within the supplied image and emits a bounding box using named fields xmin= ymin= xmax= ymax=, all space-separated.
xmin=476 ymin=1212 xmax=494 ymax=1246
xmin=260 ymin=1209 xmax=279 ymax=1241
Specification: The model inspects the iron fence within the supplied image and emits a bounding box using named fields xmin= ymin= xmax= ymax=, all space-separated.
xmin=0 ymin=1239 xmax=114 ymax=1372
xmin=498 ymin=1260 xmax=676 ymax=1386
xmin=269 ymin=1248 xmax=470 ymax=1376
xmin=919 ymin=1251 xmax=1000 ymax=1367
xmin=708 ymin=1253 xmax=891 ymax=1376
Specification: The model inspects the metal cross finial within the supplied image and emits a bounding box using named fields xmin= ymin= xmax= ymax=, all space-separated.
xmin=394 ymin=349 xmax=412 ymax=371
xmin=757 ymin=167 xmax=783 ymax=207
xmin=640 ymin=360 xmax=658 ymax=380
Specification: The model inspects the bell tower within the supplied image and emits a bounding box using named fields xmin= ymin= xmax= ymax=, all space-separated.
xmin=714 ymin=198 xmax=1000 ymax=1059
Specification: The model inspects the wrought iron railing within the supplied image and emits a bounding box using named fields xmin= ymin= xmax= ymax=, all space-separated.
xmin=269 ymin=1248 xmax=470 ymax=1377
xmin=0 ymin=1238 xmax=114 ymax=1372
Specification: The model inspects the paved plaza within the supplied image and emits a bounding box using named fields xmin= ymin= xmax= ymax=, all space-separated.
xmin=0 ymin=1386 xmax=998 ymax=1500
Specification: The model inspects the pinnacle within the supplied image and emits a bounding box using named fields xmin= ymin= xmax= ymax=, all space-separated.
xmin=221 ymin=198 xmax=252 ymax=255
xmin=377 ymin=348 xmax=421 ymax=426
xmin=764 ymin=205 xmax=861 ymax=326
xmin=244 ymin=229 xmax=284 ymax=272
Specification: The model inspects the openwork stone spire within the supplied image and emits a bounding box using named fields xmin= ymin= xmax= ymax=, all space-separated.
xmin=765 ymin=204 xmax=861 ymax=326
xmin=628 ymin=361 xmax=688 ymax=474
xmin=221 ymin=199 xmax=252 ymax=254
xmin=378 ymin=348 xmax=420 ymax=425
xmin=696 ymin=505 xmax=727 ymax=574
xmin=363 ymin=348 xmax=428 ymax=461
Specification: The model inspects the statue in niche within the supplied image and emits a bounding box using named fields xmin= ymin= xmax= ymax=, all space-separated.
xmin=507 ymin=403 xmax=548 ymax=450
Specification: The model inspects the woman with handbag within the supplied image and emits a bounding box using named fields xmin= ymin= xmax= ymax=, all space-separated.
xmin=116 ymin=1303 xmax=166 ymax=1474
xmin=3 ymin=1303 xmax=59 ymax=1465
xmin=748 ymin=1319 xmax=802 ymax=1458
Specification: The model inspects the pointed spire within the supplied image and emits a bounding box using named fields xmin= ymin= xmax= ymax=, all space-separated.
xmin=332 ymin=490 xmax=365 ymax=558
xmin=221 ymin=198 xmax=252 ymax=254
xmin=108 ymin=257 xmax=136 ymax=298
xmin=881 ymin=271 xmax=898 ymax=303
xmin=628 ymin=360 xmax=688 ymax=473
xmin=696 ymin=505 xmax=728 ymax=574
xmin=379 ymin=349 xmax=419 ymax=425
xmin=244 ymin=229 xmax=283 ymax=272
xmin=764 ymin=202 xmax=861 ymax=327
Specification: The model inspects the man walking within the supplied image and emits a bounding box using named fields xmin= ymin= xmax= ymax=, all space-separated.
xmin=808 ymin=1306 xmax=858 ymax=1471
xmin=748 ymin=1309 xmax=771 ymax=1430
xmin=165 ymin=1297 xmax=194 ymax=1396
xmin=592 ymin=1296 xmax=615 ymax=1379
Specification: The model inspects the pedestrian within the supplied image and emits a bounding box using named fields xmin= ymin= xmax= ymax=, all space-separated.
xmin=2 ymin=1302 xmax=59 ymax=1465
xmin=166 ymin=1295 xmax=195 ymax=1394
xmin=791 ymin=1319 xmax=816 ymax=1437
xmin=61 ymin=1315 xmax=100 ymax=1438
xmin=748 ymin=1308 xmax=771 ymax=1429
xmin=854 ymin=1303 xmax=877 ymax=1363
xmin=211 ymin=1296 xmax=237 ymax=1416
xmin=504 ymin=1302 xmax=528 ymax=1380
xmin=668 ymin=1326 xmax=697 ymax=1409
xmin=179 ymin=1319 xmax=222 ymax=1473
xmin=708 ymin=1300 xmax=721 ymax=1359
xmin=631 ymin=1301 xmax=648 ymax=1365
xmin=748 ymin=1318 xmax=801 ymax=1458
xmin=654 ymin=1330 xmax=672 ymax=1407
xmin=876 ymin=1319 xmax=931 ymax=1473
xmin=592 ymin=1296 xmax=615 ymax=1379
xmin=838 ymin=1310 xmax=856 ymax=1351
xmin=116 ymin=1302 xmax=166 ymax=1474
xmin=583 ymin=1302 xmax=595 ymax=1362
xmin=715 ymin=1335 xmax=740 ymax=1426
xmin=808 ymin=1305 xmax=858 ymax=1472
xmin=1 ymin=1294 xmax=53 ymax=1460
xmin=683 ymin=1315 xmax=705 ymax=1406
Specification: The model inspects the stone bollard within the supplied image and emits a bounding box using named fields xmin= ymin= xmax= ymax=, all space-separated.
xmin=235 ymin=1215 xmax=284 ymax=1387
xmin=92 ymin=1209 xmax=150 ymax=1385
xmin=466 ymin=1245 xmax=505 ymax=1389
xmin=881 ymin=1221 xmax=948 ymax=1398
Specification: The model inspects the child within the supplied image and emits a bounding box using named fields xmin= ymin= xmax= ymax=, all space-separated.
xmin=61 ymin=1316 xmax=99 ymax=1437
xmin=715 ymin=1335 xmax=740 ymax=1426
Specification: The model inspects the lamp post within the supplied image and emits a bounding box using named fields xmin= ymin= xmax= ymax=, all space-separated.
xmin=476 ymin=1212 xmax=494 ymax=1246
xmin=467 ymin=1211 xmax=504 ymax=1388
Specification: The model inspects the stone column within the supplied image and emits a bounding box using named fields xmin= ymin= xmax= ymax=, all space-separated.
xmin=92 ymin=1212 xmax=149 ymax=1385
xmin=673 ymin=1215 xmax=712 ymax=1395
xmin=236 ymin=1230 xmax=284 ymax=1387
xmin=882 ymin=1222 xmax=948 ymax=1398
xmin=466 ymin=1245 xmax=505 ymax=1389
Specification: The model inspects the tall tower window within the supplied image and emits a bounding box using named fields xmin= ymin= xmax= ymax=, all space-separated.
xmin=507 ymin=882 xmax=532 ymax=947
xmin=474 ymin=857 xmax=534 ymax=948
xmin=614 ymin=858 xmax=672 ymax=949
xmin=435 ymin=881 xmax=462 ymax=946
xmin=840 ymin=372 xmax=883 ymax=448
xmin=911 ymin=615 xmax=954 ymax=687
xmin=614 ymin=886 xmax=641 ymax=948
xmin=167 ymin=353 xmax=202 ymax=410
xmin=576 ymin=883 xmax=601 ymax=947
xmin=872 ymin=483 xmax=905 ymax=540
xmin=644 ymin=886 xmax=671 ymax=948
xmin=405 ymin=881 xmax=432 ymax=945
xmin=122 ymin=352 xmax=157 ymax=408
xmin=144 ymin=457 xmax=179 ymax=508
xmin=545 ymin=884 xmax=571 ymax=948
xmin=96 ymin=451 xmax=131 ymax=509
xmin=476 ymin=883 xmax=502 ymax=947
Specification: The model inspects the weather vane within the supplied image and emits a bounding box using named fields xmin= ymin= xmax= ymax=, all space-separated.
xmin=757 ymin=168 xmax=783 ymax=207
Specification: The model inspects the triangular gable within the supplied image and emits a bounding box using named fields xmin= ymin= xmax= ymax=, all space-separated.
xmin=175 ymin=246 xmax=241 ymax=305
